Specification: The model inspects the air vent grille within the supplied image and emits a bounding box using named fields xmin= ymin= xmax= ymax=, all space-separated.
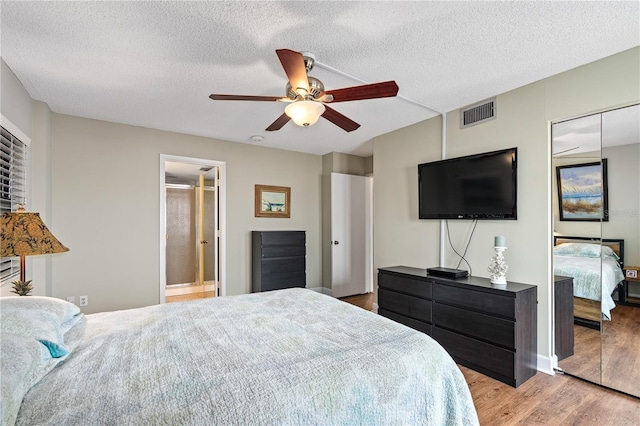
xmin=461 ymin=98 xmax=496 ymax=128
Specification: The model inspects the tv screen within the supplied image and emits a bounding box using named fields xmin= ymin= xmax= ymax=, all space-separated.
xmin=418 ymin=147 xmax=517 ymax=220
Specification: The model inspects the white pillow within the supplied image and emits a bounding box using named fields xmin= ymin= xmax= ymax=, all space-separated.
xmin=0 ymin=296 xmax=82 ymax=357
xmin=554 ymin=242 xmax=619 ymax=260
xmin=0 ymin=332 xmax=54 ymax=426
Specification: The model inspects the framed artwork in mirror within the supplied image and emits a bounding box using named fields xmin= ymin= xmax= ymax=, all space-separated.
xmin=556 ymin=159 xmax=608 ymax=221
xmin=255 ymin=185 xmax=290 ymax=218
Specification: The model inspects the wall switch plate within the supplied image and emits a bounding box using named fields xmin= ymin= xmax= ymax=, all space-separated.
xmin=66 ymin=296 xmax=75 ymax=304
xmin=79 ymin=295 xmax=88 ymax=307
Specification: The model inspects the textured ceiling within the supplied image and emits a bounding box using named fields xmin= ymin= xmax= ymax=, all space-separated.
xmin=1 ymin=1 xmax=638 ymax=156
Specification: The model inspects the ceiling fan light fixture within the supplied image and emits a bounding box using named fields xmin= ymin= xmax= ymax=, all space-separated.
xmin=209 ymin=49 xmax=398 ymax=132
xmin=285 ymin=100 xmax=325 ymax=127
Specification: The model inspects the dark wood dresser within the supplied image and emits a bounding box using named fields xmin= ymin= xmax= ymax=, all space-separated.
xmin=554 ymin=275 xmax=574 ymax=361
xmin=378 ymin=266 xmax=537 ymax=387
xmin=252 ymin=231 xmax=306 ymax=292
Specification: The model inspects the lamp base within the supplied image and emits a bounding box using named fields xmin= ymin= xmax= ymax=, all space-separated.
xmin=11 ymin=280 xmax=33 ymax=296
xmin=488 ymin=246 xmax=508 ymax=287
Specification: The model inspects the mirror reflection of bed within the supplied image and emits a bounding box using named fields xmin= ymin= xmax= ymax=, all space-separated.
xmin=554 ymin=237 xmax=625 ymax=329
xmin=554 ymin=237 xmax=628 ymax=387
xmin=552 ymin=103 xmax=640 ymax=398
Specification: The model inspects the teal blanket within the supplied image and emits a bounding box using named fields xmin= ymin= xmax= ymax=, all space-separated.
xmin=16 ymin=288 xmax=478 ymax=425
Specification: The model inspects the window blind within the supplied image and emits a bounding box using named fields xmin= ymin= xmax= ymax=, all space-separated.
xmin=1 ymin=125 xmax=27 ymax=281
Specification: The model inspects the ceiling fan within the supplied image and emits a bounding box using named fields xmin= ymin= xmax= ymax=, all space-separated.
xmin=209 ymin=49 xmax=399 ymax=132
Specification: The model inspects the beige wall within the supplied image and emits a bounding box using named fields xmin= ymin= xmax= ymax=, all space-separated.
xmin=373 ymin=47 xmax=640 ymax=369
xmin=364 ymin=156 xmax=373 ymax=176
xmin=50 ymin=114 xmax=322 ymax=313
xmin=603 ymin=144 xmax=639 ymax=266
xmin=373 ymin=118 xmax=443 ymax=270
xmin=324 ymin=152 xmax=368 ymax=176
xmin=1 ymin=58 xmax=32 ymax=138
xmin=1 ymin=58 xmax=54 ymax=297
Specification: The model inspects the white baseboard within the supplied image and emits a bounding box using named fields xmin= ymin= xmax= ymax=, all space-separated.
xmin=306 ymin=286 xmax=333 ymax=297
xmin=537 ymin=354 xmax=556 ymax=376
xmin=322 ymin=288 xmax=333 ymax=296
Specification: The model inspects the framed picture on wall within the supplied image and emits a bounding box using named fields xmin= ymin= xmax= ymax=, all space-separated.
xmin=556 ymin=159 xmax=608 ymax=221
xmin=255 ymin=185 xmax=291 ymax=218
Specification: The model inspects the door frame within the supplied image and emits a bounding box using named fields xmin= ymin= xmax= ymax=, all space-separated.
xmin=159 ymin=154 xmax=226 ymax=303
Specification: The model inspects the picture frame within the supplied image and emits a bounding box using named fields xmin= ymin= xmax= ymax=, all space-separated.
xmin=255 ymin=185 xmax=290 ymax=218
xmin=626 ymin=268 xmax=638 ymax=280
xmin=556 ymin=159 xmax=608 ymax=222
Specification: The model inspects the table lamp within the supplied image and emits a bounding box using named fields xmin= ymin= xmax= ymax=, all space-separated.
xmin=0 ymin=205 xmax=69 ymax=295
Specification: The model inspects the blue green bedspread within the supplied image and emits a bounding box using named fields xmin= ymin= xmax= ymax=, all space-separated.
xmin=554 ymin=256 xmax=625 ymax=320
xmin=15 ymin=288 xmax=478 ymax=425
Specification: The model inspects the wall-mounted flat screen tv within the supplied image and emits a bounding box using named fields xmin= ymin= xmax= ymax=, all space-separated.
xmin=418 ymin=147 xmax=517 ymax=220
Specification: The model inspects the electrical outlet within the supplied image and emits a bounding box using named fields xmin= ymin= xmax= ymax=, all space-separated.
xmin=79 ymin=295 xmax=88 ymax=307
xmin=66 ymin=296 xmax=75 ymax=304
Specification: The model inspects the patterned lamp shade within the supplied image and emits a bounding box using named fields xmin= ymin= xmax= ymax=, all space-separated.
xmin=0 ymin=207 xmax=69 ymax=284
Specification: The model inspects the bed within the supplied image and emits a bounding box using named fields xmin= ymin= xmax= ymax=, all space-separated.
xmin=1 ymin=288 xmax=479 ymax=426
xmin=553 ymin=236 xmax=625 ymax=326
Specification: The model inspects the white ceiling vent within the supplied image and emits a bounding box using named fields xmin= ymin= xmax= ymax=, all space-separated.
xmin=461 ymin=98 xmax=496 ymax=128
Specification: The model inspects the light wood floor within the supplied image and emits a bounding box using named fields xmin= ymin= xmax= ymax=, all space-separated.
xmin=602 ymin=305 xmax=640 ymax=396
xmin=339 ymin=292 xmax=374 ymax=311
xmin=340 ymin=293 xmax=640 ymax=425
xmin=558 ymin=323 xmax=601 ymax=383
xmin=558 ymin=304 xmax=640 ymax=397
xmin=462 ymin=366 xmax=640 ymax=425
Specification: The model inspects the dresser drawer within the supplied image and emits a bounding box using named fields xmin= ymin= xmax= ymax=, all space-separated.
xmin=434 ymin=283 xmax=515 ymax=319
xmin=379 ymin=309 xmax=432 ymax=336
xmin=433 ymin=327 xmax=515 ymax=384
xmin=260 ymin=231 xmax=305 ymax=246
xmin=260 ymin=257 xmax=305 ymax=276
xmin=378 ymin=288 xmax=432 ymax=323
xmin=261 ymin=245 xmax=305 ymax=258
xmin=378 ymin=272 xmax=432 ymax=299
xmin=260 ymin=272 xmax=305 ymax=290
xmin=434 ymin=303 xmax=515 ymax=349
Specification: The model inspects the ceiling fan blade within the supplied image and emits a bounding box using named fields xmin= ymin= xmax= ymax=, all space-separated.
xmin=321 ymin=106 xmax=360 ymax=132
xmin=276 ymin=49 xmax=309 ymax=96
xmin=265 ymin=113 xmax=291 ymax=131
xmin=209 ymin=94 xmax=284 ymax=102
xmin=324 ymin=80 xmax=399 ymax=103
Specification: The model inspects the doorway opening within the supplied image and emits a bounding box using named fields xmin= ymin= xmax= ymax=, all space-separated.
xmin=159 ymin=155 xmax=226 ymax=303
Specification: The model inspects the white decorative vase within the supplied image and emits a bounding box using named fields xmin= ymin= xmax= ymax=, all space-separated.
xmin=488 ymin=246 xmax=508 ymax=286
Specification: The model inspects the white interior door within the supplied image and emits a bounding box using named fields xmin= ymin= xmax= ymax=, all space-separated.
xmin=330 ymin=173 xmax=373 ymax=298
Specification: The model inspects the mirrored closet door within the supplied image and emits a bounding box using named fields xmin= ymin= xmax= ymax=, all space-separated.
xmin=552 ymin=112 xmax=604 ymax=386
xmin=552 ymin=104 xmax=639 ymax=397
xmin=600 ymin=104 xmax=639 ymax=396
